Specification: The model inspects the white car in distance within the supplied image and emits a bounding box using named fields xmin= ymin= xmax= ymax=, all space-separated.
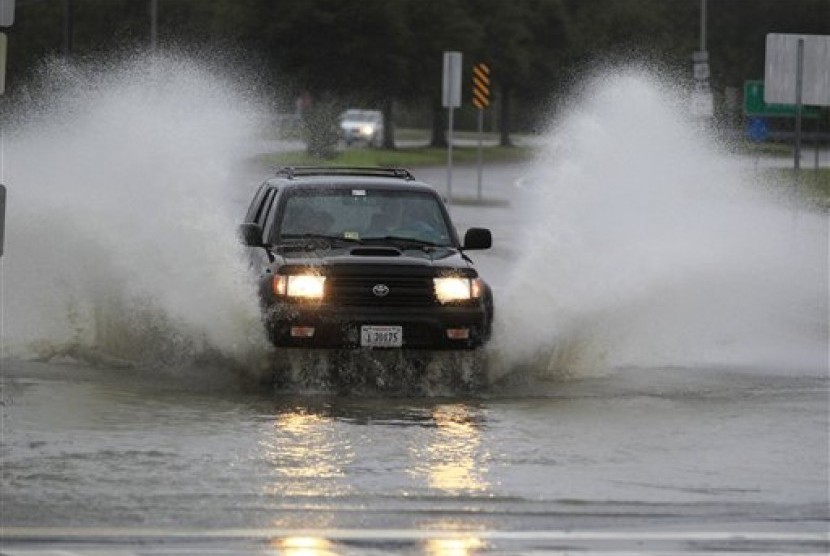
xmin=340 ymin=109 xmax=384 ymax=148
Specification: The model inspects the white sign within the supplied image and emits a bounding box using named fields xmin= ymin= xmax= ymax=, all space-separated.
xmin=764 ymin=33 xmax=830 ymax=106
xmin=694 ymin=62 xmax=710 ymax=81
xmin=692 ymin=50 xmax=709 ymax=79
xmin=0 ymin=0 xmax=14 ymax=27
xmin=442 ymin=51 xmax=462 ymax=108
xmin=691 ymin=90 xmax=713 ymax=117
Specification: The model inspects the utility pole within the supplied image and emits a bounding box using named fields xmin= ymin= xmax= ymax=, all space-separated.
xmin=149 ymin=0 xmax=157 ymax=51
xmin=62 ymin=0 xmax=73 ymax=60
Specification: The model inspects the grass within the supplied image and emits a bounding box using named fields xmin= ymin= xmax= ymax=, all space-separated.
xmin=767 ymin=167 xmax=830 ymax=207
xmin=263 ymin=144 xmax=537 ymax=168
xmin=735 ymin=140 xmax=794 ymax=156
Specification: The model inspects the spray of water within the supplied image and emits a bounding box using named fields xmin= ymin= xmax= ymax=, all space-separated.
xmin=2 ymin=59 xmax=825 ymax=392
xmin=492 ymin=68 xmax=828 ymax=380
xmin=1 ymin=53 xmax=269 ymax=369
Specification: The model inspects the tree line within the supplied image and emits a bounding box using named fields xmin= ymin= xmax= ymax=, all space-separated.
xmin=4 ymin=0 xmax=828 ymax=150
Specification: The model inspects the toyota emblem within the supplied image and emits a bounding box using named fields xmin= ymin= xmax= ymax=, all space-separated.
xmin=372 ymin=284 xmax=390 ymax=297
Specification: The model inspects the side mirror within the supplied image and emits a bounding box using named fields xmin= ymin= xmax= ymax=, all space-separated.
xmin=463 ymin=227 xmax=492 ymax=250
xmin=239 ymin=222 xmax=264 ymax=247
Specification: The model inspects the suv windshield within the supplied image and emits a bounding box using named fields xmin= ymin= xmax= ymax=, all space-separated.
xmin=279 ymin=189 xmax=453 ymax=247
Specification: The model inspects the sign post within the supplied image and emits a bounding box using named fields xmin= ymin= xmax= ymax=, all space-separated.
xmin=0 ymin=2 xmax=13 ymax=256
xmin=0 ymin=185 xmax=6 ymax=258
xmin=472 ymin=63 xmax=490 ymax=201
xmin=442 ymin=51 xmax=462 ymax=205
xmin=691 ymin=51 xmax=713 ymax=118
xmin=0 ymin=32 xmax=6 ymax=95
xmin=0 ymin=0 xmax=12 ymax=95
xmin=794 ymin=39 xmax=805 ymax=171
xmin=690 ymin=1 xmax=712 ymax=118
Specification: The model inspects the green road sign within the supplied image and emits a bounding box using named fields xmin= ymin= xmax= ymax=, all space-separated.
xmin=744 ymin=80 xmax=820 ymax=118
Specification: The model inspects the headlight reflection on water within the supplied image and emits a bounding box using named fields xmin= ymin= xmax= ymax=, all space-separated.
xmin=411 ymin=404 xmax=491 ymax=493
xmin=261 ymin=404 xmax=489 ymax=551
xmin=270 ymin=536 xmax=337 ymax=556
xmin=267 ymin=534 xmax=484 ymax=556
xmin=425 ymin=536 xmax=485 ymax=556
xmin=260 ymin=410 xmax=354 ymax=498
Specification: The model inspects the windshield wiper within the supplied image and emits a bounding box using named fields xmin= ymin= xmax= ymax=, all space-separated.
xmin=278 ymin=233 xmax=363 ymax=250
xmin=362 ymin=235 xmax=445 ymax=249
xmin=281 ymin=233 xmax=362 ymax=244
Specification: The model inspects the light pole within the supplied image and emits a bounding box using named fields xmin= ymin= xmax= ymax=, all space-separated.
xmin=62 ymin=0 xmax=73 ymax=60
xmin=150 ymin=0 xmax=158 ymax=51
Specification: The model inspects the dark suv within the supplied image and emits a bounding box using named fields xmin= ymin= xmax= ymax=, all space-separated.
xmin=240 ymin=167 xmax=494 ymax=350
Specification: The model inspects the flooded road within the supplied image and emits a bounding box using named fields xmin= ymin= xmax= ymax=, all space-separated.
xmin=2 ymin=357 xmax=828 ymax=554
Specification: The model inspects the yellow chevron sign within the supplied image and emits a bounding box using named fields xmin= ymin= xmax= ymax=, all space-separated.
xmin=472 ymin=63 xmax=490 ymax=109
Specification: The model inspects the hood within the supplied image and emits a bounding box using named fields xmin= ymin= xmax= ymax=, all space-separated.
xmin=276 ymin=245 xmax=474 ymax=273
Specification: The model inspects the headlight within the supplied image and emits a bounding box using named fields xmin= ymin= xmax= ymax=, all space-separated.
xmin=359 ymin=124 xmax=375 ymax=136
xmin=434 ymin=277 xmax=483 ymax=304
xmin=273 ymin=274 xmax=326 ymax=299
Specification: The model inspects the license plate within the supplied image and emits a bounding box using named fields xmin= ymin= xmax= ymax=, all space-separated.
xmin=360 ymin=325 xmax=403 ymax=348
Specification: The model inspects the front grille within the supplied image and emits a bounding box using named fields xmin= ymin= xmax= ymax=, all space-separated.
xmin=327 ymin=274 xmax=436 ymax=307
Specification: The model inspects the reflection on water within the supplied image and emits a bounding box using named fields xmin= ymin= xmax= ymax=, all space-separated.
xmin=267 ymin=534 xmax=484 ymax=556
xmin=412 ymin=404 xmax=490 ymax=493
xmin=270 ymin=536 xmax=338 ymax=556
xmin=425 ymin=536 xmax=485 ymax=556
xmin=260 ymin=408 xmax=354 ymax=497
xmin=258 ymin=401 xmax=490 ymax=539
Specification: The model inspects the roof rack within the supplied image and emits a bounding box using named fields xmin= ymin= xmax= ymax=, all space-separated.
xmin=275 ymin=166 xmax=415 ymax=181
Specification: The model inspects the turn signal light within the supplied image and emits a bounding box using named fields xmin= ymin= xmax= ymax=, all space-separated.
xmin=446 ymin=328 xmax=470 ymax=340
xmin=290 ymin=326 xmax=316 ymax=338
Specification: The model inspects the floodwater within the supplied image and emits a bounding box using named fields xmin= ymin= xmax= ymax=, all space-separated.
xmin=1 ymin=57 xmax=828 ymax=554
xmin=1 ymin=357 xmax=827 ymax=554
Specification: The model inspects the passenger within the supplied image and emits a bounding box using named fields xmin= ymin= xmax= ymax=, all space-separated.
xmin=366 ymin=197 xmax=439 ymax=242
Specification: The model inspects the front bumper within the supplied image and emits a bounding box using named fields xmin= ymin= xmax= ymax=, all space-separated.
xmin=264 ymin=302 xmax=489 ymax=350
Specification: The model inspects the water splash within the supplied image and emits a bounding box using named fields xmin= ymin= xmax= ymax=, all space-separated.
xmin=3 ymin=61 xmax=825 ymax=392
xmin=493 ymin=68 xmax=828 ymax=380
xmin=269 ymin=349 xmax=487 ymax=396
xmin=1 ymin=53 xmax=269 ymax=368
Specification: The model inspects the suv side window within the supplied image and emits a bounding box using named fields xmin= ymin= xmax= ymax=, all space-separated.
xmin=256 ymin=188 xmax=277 ymax=227
xmin=244 ymin=184 xmax=266 ymax=222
